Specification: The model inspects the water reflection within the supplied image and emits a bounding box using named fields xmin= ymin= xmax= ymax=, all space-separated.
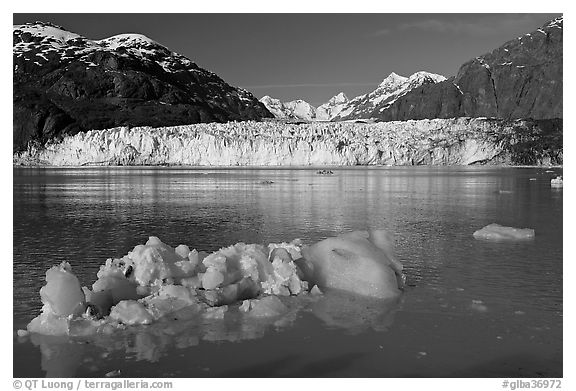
xmin=19 ymin=291 xmax=401 ymax=377
xmin=14 ymin=167 xmax=563 ymax=377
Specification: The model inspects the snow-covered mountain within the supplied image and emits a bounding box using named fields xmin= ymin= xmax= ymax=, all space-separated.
xmin=333 ymin=71 xmax=446 ymax=121
xmin=315 ymin=92 xmax=349 ymax=121
xmin=13 ymin=21 xmax=272 ymax=152
xmin=259 ymin=96 xmax=317 ymax=121
xmin=260 ymin=71 xmax=446 ymax=122
xmin=284 ymin=100 xmax=317 ymax=121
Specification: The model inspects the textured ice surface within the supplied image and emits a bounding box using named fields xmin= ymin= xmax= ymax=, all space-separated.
xmin=473 ymin=223 xmax=535 ymax=241
xmin=14 ymin=118 xmax=555 ymax=166
xmin=26 ymin=231 xmax=403 ymax=336
xmin=301 ymin=230 xmax=405 ymax=298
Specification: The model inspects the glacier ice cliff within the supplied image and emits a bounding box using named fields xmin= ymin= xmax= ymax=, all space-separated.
xmin=14 ymin=118 xmax=562 ymax=166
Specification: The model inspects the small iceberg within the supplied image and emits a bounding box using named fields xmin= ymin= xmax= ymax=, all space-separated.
xmin=24 ymin=230 xmax=405 ymax=336
xmin=473 ymin=223 xmax=535 ymax=241
xmin=301 ymin=230 xmax=405 ymax=299
xmin=550 ymin=176 xmax=563 ymax=188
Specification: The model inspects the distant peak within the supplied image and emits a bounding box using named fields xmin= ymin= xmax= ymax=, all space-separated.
xmin=545 ymin=16 xmax=563 ymax=29
xmin=378 ymin=72 xmax=408 ymax=88
xmin=13 ymin=21 xmax=83 ymax=43
xmin=18 ymin=21 xmax=67 ymax=30
xmin=98 ymin=33 xmax=166 ymax=49
xmin=329 ymin=92 xmax=349 ymax=103
xmin=408 ymin=71 xmax=446 ymax=83
xmin=260 ymin=95 xmax=279 ymax=103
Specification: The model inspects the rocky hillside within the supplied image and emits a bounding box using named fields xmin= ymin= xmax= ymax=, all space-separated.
xmin=14 ymin=118 xmax=562 ymax=166
xmin=375 ymin=17 xmax=563 ymax=121
xmin=13 ymin=22 xmax=272 ymax=153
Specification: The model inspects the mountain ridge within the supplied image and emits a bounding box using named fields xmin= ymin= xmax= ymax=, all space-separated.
xmin=259 ymin=70 xmax=446 ymax=122
xmin=13 ymin=21 xmax=272 ymax=153
xmin=374 ymin=16 xmax=562 ymax=121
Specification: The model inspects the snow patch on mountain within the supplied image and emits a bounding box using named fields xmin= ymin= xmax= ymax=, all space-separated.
xmin=316 ymin=92 xmax=349 ymax=121
xmin=284 ymin=100 xmax=317 ymax=121
xmin=260 ymin=96 xmax=317 ymax=121
xmin=333 ymin=71 xmax=446 ymax=121
xmin=14 ymin=22 xmax=83 ymax=47
xmin=13 ymin=22 xmax=204 ymax=76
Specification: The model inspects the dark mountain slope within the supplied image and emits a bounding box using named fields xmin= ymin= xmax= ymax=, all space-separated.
xmin=374 ymin=17 xmax=562 ymax=121
xmin=13 ymin=22 xmax=272 ymax=152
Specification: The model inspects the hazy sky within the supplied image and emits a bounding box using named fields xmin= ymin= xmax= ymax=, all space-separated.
xmin=13 ymin=13 xmax=561 ymax=106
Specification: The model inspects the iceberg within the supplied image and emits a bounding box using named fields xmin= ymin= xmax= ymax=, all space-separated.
xmin=550 ymin=176 xmax=563 ymax=187
xmin=24 ymin=231 xmax=405 ymax=336
xmin=301 ymin=230 xmax=404 ymax=299
xmin=473 ymin=223 xmax=535 ymax=241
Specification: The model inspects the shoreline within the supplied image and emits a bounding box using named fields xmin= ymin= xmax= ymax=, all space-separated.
xmin=12 ymin=164 xmax=564 ymax=169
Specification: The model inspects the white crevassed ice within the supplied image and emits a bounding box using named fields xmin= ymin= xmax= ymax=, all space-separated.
xmin=14 ymin=118 xmax=557 ymax=167
xmin=473 ymin=223 xmax=535 ymax=241
xmin=25 ymin=230 xmax=405 ymax=336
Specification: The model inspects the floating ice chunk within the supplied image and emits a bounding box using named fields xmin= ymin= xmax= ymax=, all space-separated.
xmin=82 ymin=287 xmax=113 ymax=317
xmin=68 ymin=317 xmax=110 ymax=337
xmin=91 ymin=274 xmax=139 ymax=305
xmin=268 ymin=240 xmax=304 ymax=261
xmin=157 ymin=284 xmax=197 ymax=302
xmin=109 ymin=300 xmax=154 ymax=325
xmin=300 ymin=230 xmax=404 ymax=298
xmin=40 ymin=262 xmax=86 ymax=317
xmin=473 ymin=223 xmax=535 ymax=241
xmin=551 ymin=176 xmax=563 ymax=188
xmin=199 ymin=277 xmax=260 ymax=307
xmin=261 ymin=247 xmax=308 ymax=295
xmin=27 ymin=262 xmax=88 ymax=336
xmin=470 ymin=299 xmax=488 ymax=312
xmin=141 ymin=284 xmax=203 ymax=320
xmin=244 ymin=296 xmax=288 ymax=317
xmin=239 ymin=300 xmax=251 ymax=313
xmin=201 ymin=268 xmax=225 ymax=290
xmin=127 ymin=243 xmax=177 ymax=285
xmin=175 ymin=244 xmax=191 ymax=258
xmin=201 ymin=243 xmax=272 ymax=287
xmin=310 ymin=285 xmax=323 ymax=295
xmin=204 ymin=305 xmax=228 ymax=319
xmin=27 ymin=311 xmax=70 ymax=336
xmin=26 ymin=230 xmax=405 ymax=336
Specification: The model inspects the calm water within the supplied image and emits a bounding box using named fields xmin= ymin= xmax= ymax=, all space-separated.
xmin=13 ymin=166 xmax=563 ymax=377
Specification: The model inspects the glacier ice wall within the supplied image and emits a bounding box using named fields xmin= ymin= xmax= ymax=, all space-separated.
xmin=14 ymin=118 xmax=562 ymax=166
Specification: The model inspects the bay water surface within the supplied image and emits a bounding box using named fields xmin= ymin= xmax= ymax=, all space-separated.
xmin=13 ymin=166 xmax=563 ymax=377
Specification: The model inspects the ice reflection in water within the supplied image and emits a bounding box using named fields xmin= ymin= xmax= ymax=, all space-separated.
xmin=19 ymin=291 xmax=400 ymax=377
